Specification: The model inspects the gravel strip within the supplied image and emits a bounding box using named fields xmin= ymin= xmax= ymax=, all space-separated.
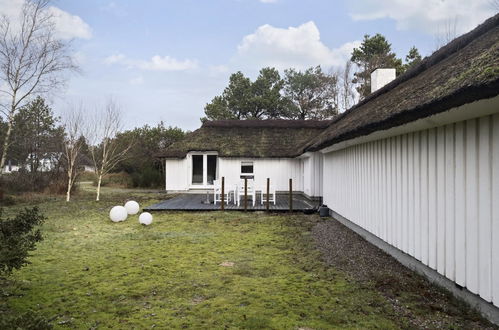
xmin=311 ymin=218 xmax=497 ymax=329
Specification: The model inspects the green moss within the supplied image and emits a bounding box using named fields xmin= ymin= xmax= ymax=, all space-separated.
xmin=0 ymin=191 xmax=407 ymax=329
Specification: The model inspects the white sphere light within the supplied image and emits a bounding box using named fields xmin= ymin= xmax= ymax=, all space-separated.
xmin=109 ymin=206 xmax=128 ymax=222
xmin=124 ymin=200 xmax=140 ymax=215
xmin=139 ymin=212 xmax=153 ymax=226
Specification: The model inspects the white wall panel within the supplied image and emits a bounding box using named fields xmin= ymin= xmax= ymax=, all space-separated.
xmin=302 ymin=152 xmax=324 ymax=197
xmin=164 ymin=158 xmax=188 ymax=190
xmin=492 ymin=114 xmax=499 ymax=306
xmin=219 ymin=158 xmax=303 ymax=192
xmin=322 ymin=113 xmax=499 ymax=307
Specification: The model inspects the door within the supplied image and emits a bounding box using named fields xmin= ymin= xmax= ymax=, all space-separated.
xmin=191 ymin=154 xmax=218 ymax=186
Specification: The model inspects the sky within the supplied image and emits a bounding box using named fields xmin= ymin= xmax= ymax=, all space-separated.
xmin=0 ymin=0 xmax=497 ymax=131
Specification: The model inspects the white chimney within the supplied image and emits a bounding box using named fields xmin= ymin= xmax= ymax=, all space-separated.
xmin=371 ymin=68 xmax=396 ymax=93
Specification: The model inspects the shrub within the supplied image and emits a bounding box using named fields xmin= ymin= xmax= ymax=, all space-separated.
xmin=130 ymin=166 xmax=163 ymax=188
xmin=93 ymin=172 xmax=133 ymax=188
xmin=1 ymin=170 xmax=65 ymax=194
xmin=78 ymin=171 xmax=95 ymax=182
xmin=0 ymin=207 xmax=46 ymax=275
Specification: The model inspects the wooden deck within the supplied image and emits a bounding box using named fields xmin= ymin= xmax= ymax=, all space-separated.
xmin=144 ymin=193 xmax=319 ymax=212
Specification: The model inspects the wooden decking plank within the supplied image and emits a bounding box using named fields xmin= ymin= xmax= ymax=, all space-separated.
xmin=144 ymin=193 xmax=318 ymax=212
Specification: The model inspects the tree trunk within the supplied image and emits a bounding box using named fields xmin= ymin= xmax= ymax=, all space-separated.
xmin=66 ymin=167 xmax=72 ymax=202
xmin=66 ymin=178 xmax=71 ymax=202
xmin=0 ymin=113 xmax=14 ymax=174
xmin=96 ymin=174 xmax=102 ymax=201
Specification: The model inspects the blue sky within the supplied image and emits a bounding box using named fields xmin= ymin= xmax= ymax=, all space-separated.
xmin=1 ymin=0 xmax=497 ymax=130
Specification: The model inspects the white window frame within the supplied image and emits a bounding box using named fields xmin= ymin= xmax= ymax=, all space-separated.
xmin=188 ymin=151 xmax=218 ymax=188
xmin=240 ymin=161 xmax=254 ymax=179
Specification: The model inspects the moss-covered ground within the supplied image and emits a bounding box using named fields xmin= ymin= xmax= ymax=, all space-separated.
xmin=0 ymin=186 xmax=493 ymax=329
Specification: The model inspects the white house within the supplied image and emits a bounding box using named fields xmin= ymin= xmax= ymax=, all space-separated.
xmin=306 ymin=14 xmax=499 ymax=318
xmin=2 ymin=159 xmax=20 ymax=173
xmin=159 ymin=120 xmax=329 ymax=199
xmin=161 ymin=14 xmax=499 ymax=320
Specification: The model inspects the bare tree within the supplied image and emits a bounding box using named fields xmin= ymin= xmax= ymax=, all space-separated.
xmin=490 ymin=0 xmax=499 ymax=12
xmin=339 ymin=61 xmax=357 ymax=112
xmin=0 ymin=0 xmax=78 ymax=174
xmin=90 ymin=99 xmax=132 ymax=201
xmin=62 ymin=103 xmax=87 ymax=202
xmin=434 ymin=17 xmax=459 ymax=50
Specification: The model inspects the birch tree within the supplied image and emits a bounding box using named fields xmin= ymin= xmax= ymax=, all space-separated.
xmin=62 ymin=104 xmax=87 ymax=202
xmin=90 ymin=99 xmax=132 ymax=201
xmin=0 ymin=0 xmax=77 ymax=174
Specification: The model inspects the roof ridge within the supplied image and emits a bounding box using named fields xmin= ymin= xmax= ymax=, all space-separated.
xmin=202 ymin=119 xmax=333 ymax=129
xmin=324 ymin=13 xmax=499 ymax=129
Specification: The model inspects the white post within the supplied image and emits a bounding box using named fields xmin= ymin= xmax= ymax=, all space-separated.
xmin=203 ymin=154 xmax=207 ymax=186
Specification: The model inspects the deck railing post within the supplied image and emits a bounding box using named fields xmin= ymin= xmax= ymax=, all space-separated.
xmin=289 ymin=178 xmax=293 ymax=213
xmin=244 ymin=177 xmax=248 ymax=211
xmin=221 ymin=176 xmax=225 ymax=211
xmin=266 ymin=178 xmax=270 ymax=212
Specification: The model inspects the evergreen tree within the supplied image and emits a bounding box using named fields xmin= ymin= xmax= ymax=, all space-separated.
xmin=10 ymin=97 xmax=64 ymax=173
xmin=351 ymin=33 xmax=403 ymax=99
xmin=202 ymin=68 xmax=288 ymax=121
xmin=404 ymin=46 xmax=423 ymax=71
xmin=283 ymin=66 xmax=339 ymax=119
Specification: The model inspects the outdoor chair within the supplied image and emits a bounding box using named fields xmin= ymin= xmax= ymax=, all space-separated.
xmin=236 ymin=179 xmax=256 ymax=207
xmin=259 ymin=184 xmax=276 ymax=205
xmin=213 ymin=179 xmax=232 ymax=205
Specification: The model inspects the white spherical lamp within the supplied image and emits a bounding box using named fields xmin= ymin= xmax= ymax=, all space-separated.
xmin=109 ymin=206 xmax=128 ymax=222
xmin=139 ymin=212 xmax=153 ymax=225
xmin=124 ymin=200 xmax=140 ymax=215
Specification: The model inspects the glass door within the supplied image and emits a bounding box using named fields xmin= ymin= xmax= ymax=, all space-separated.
xmin=207 ymin=155 xmax=217 ymax=184
xmin=191 ymin=154 xmax=218 ymax=186
xmin=192 ymin=155 xmax=203 ymax=185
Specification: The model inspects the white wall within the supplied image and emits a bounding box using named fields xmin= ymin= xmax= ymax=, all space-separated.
xmin=322 ymin=113 xmax=499 ymax=307
xmin=165 ymin=156 xmax=304 ymax=192
xmin=302 ymin=153 xmax=323 ymax=197
xmin=164 ymin=158 xmax=188 ymax=191
xmin=219 ymin=158 xmax=303 ymax=192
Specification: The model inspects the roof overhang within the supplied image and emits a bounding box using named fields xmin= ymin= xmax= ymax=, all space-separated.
xmin=320 ymin=95 xmax=499 ymax=154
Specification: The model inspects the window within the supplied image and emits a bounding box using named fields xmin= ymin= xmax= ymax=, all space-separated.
xmin=241 ymin=161 xmax=254 ymax=179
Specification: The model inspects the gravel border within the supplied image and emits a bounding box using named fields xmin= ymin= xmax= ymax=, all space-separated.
xmin=311 ymin=218 xmax=497 ymax=329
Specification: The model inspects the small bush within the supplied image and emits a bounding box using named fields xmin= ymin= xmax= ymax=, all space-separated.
xmin=0 ymin=207 xmax=46 ymax=275
xmin=130 ymin=166 xmax=163 ymax=188
xmin=78 ymin=171 xmax=95 ymax=182
xmin=94 ymin=172 xmax=133 ymax=188
xmin=1 ymin=170 xmax=65 ymax=194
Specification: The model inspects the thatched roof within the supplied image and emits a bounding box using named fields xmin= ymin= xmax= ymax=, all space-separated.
xmin=307 ymin=14 xmax=499 ymax=151
xmin=159 ymin=120 xmax=332 ymax=158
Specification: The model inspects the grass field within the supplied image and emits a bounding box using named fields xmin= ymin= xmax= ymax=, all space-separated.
xmin=0 ymin=186 xmax=494 ymax=329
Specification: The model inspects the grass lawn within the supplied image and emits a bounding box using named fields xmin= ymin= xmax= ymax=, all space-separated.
xmin=0 ymin=186 xmax=494 ymax=329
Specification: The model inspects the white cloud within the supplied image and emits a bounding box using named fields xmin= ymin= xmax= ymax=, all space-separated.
xmin=234 ymin=21 xmax=360 ymax=71
xmin=349 ymin=0 xmax=496 ymax=36
xmin=48 ymin=6 xmax=92 ymax=40
xmin=260 ymin=0 xmax=278 ymax=3
xmin=0 ymin=0 xmax=92 ymax=40
xmin=104 ymin=54 xmax=199 ymax=71
xmin=138 ymin=55 xmax=198 ymax=71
